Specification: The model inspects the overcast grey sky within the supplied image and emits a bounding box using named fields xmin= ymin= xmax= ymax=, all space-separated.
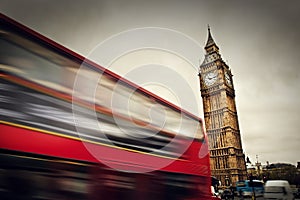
xmin=1 ymin=0 xmax=300 ymax=165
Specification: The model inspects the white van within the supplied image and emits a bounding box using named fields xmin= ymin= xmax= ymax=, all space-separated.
xmin=264 ymin=180 xmax=294 ymax=200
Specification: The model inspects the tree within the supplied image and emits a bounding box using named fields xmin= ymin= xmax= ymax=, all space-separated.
xmin=264 ymin=163 xmax=299 ymax=185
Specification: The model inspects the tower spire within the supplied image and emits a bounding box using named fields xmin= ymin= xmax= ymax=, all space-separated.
xmin=200 ymin=26 xmax=221 ymax=67
xmin=205 ymin=25 xmax=219 ymax=53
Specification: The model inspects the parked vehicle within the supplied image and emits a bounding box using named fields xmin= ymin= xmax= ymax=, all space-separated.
xmin=264 ymin=180 xmax=294 ymax=200
xmin=220 ymin=189 xmax=234 ymax=200
xmin=211 ymin=186 xmax=222 ymax=200
xmin=212 ymin=195 xmax=222 ymax=200
xmin=294 ymin=188 xmax=300 ymax=199
xmin=236 ymin=180 xmax=264 ymax=197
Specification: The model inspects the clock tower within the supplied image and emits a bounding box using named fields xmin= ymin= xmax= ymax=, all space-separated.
xmin=199 ymin=27 xmax=247 ymax=186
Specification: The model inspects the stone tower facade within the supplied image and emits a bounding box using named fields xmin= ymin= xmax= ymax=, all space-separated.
xmin=199 ymin=27 xmax=247 ymax=186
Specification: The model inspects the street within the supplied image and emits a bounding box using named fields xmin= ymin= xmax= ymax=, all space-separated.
xmin=232 ymin=197 xmax=263 ymax=200
xmin=232 ymin=197 xmax=300 ymax=200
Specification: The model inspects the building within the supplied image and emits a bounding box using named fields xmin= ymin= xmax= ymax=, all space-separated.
xmin=198 ymin=27 xmax=247 ymax=186
xmin=263 ymin=163 xmax=298 ymax=183
xmin=245 ymin=156 xmax=262 ymax=180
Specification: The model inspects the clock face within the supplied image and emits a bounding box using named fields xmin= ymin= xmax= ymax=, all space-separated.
xmin=225 ymin=72 xmax=232 ymax=86
xmin=204 ymin=71 xmax=218 ymax=86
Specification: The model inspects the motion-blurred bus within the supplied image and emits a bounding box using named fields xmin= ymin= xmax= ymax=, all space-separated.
xmin=0 ymin=14 xmax=212 ymax=199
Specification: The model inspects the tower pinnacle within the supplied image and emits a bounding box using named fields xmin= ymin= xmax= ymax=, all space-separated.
xmin=200 ymin=26 xmax=221 ymax=67
xmin=204 ymin=26 xmax=219 ymax=53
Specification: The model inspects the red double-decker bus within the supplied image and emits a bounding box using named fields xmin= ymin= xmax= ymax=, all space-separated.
xmin=0 ymin=13 xmax=212 ymax=199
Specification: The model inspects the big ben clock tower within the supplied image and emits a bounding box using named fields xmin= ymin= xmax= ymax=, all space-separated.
xmin=199 ymin=27 xmax=247 ymax=186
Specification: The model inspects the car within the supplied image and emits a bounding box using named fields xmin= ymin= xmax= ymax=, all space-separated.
xmin=211 ymin=186 xmax=222 ymax=200
xmin=220 ymin=189 xmax=234 ymax=200
xmin=293 ymin=188 xmax=300 ymax=199
xmin=264 ymin=180 xmax=294 ymax=200
xmin=212 ymin=195 xmax=222 ymax=200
